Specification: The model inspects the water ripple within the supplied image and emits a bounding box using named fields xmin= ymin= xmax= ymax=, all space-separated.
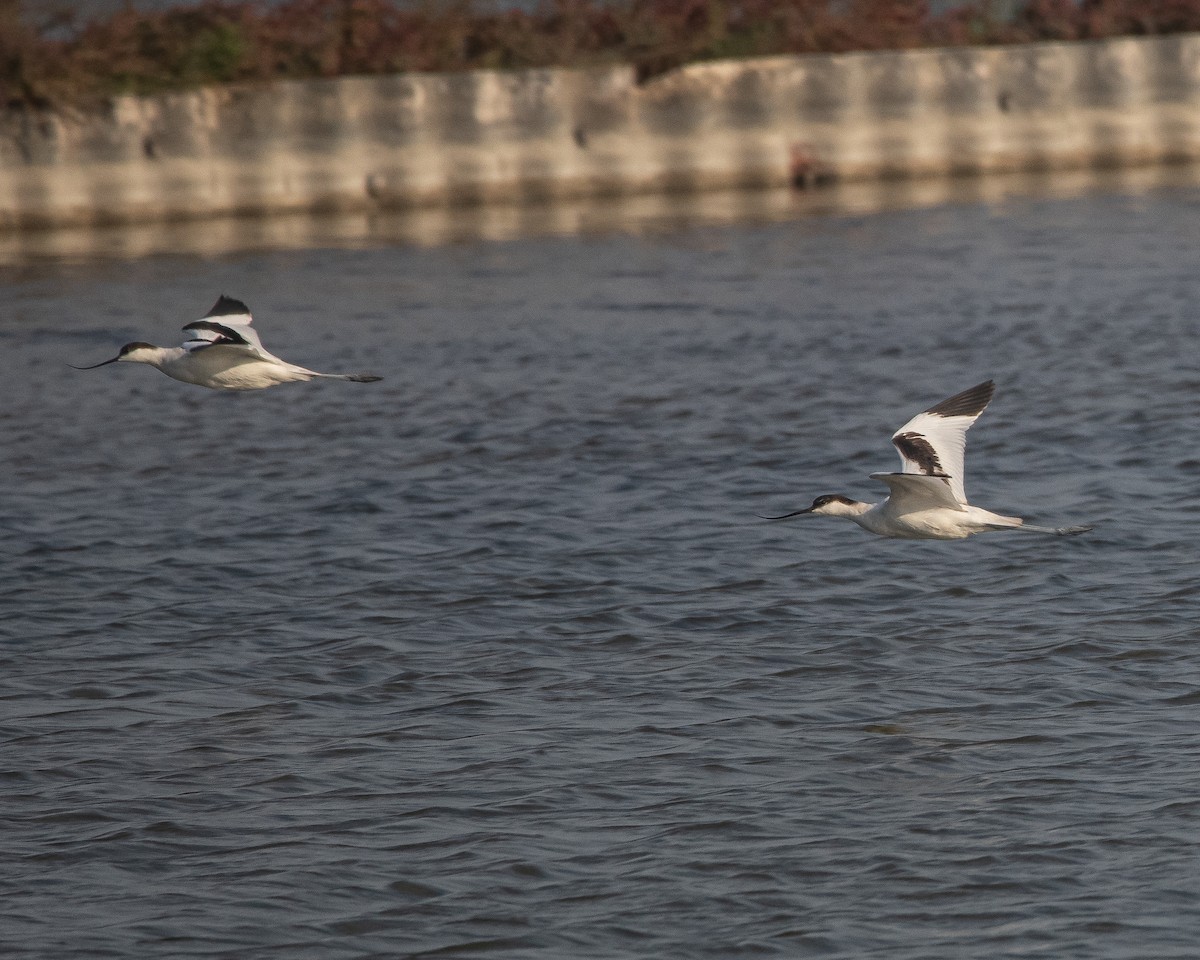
xmin=4 ymin=185 xmax=1200 ymax=958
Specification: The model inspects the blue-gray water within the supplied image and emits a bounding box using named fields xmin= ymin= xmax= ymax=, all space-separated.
xmin=3 ymin=180 xmax=1200 ymax=959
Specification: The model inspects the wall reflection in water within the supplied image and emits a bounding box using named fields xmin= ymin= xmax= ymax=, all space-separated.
xmin=4 ymin=164 xmax=1200 ymax=266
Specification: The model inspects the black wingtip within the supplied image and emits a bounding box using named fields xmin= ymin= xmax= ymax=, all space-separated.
xmin=204 ymin=294 xmax=251 ymax=318
xmin=925 ymin=379 xmax=995 ymax=418
xmin=347 ymin=374 xmax=382 ymax=383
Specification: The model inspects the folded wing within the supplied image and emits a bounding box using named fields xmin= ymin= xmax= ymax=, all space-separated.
xmin=890 ymin=380 xmax=994 ymax=504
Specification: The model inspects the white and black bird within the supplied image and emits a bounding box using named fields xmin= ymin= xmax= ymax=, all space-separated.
xmin=761 ymin=380 xmax=1091 ymax=540
xmin=72 ymin=295 xmax=382 ymax=391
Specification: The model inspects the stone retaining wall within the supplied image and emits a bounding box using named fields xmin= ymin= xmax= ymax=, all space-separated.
xmin=3 ymin=33 xmax=1200 ymax=230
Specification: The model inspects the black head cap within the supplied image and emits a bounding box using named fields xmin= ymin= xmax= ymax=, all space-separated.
xmin=69 ymin=341 xmax=157 ymax=370
xmin=757 ymin=493 xmax=857 ymax=520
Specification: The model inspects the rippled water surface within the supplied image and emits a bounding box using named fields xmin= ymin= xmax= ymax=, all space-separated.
xmin=4 ymin=180 xmax=1200 ymax=959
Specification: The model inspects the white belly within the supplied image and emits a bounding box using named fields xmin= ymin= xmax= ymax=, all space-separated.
xmin=860 ymin=504 xmax=1023 ymax=540
xmin=162 ymin=355 xmax=307 ymax=391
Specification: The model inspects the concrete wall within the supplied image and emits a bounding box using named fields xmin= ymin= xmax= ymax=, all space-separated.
xmin=3 ymin=33 xmax=1200 ymax=230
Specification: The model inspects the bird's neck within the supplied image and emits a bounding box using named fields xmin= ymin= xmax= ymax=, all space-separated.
xmin=129 ymin=346 xmax=185 ymax=368
xmin=827 ymin=499 xmax=874 ymax=520
xmin=840 ymin=500 xmax=879 ymax=529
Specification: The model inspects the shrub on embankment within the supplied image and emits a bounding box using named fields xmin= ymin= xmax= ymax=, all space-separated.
xmin=6 ymin=0 xmax=1200 ymax=108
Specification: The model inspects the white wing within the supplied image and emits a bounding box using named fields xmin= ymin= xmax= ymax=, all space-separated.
xmin=180 ymin=295 xmax=277 ymax=361
xmin=889 ymin=380 xmax=994 ymax=505
xmin=869 ymin=473 xmax=965 ymax=513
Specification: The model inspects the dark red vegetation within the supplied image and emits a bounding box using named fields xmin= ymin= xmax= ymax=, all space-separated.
xmin=4 ymin=0 xmax=1200 ymax=107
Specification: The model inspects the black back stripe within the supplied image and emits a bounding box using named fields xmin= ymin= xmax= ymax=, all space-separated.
xmin=875 ymin=471 xmax=951 ymax=481
xmin=185 ymin=338 xmax=236 ymax=351
xmin=182 ymin=319 xmax=251 ymax=345
xmin=925 ymin=379 xmax=994 ymax=419
xmin=893 ymin=432 xmax=943 ymax=475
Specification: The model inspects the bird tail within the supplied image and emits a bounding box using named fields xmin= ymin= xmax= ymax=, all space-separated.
xmin=1015 ymin=521 xmax=1094 ymax=536
xmin=307 ymin=372 xmax=383 ymax=383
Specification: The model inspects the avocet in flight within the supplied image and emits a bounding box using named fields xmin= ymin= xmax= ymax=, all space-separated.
xmin=72 ymin=295 xmax=382 ymax=391
xmin=761 ymin=380 xmax=1091 ymax=540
